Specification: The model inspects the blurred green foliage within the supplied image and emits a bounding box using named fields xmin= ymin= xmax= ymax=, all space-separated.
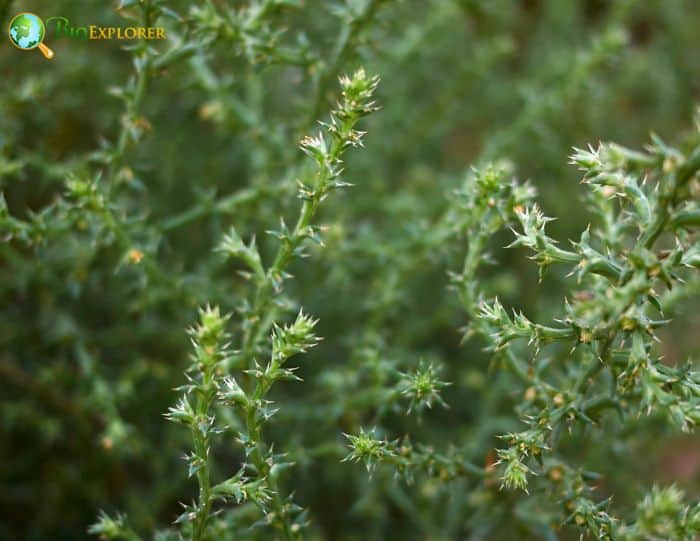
xmin=1 ymin=0 xmax=699 ymax=540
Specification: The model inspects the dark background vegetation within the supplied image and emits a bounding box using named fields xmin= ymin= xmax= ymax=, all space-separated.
xmin=1 ymin=0 xmax=699 ymax=539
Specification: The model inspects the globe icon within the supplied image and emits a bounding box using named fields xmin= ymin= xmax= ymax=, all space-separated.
xmin=8 ymin=13 xmax=54 ymax=59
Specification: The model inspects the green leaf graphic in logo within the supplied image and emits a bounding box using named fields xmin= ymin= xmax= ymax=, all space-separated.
xmin=8 ymin=13 xmax=54 ymax=59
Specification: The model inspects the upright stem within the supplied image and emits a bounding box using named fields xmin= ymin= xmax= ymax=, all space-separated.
xmin=239 ymin=102 xmax=369 ymax=368
xmin=192 ymin=364 xmax=215 ymax=541
xmin=245 ymin=364 xmax=296 ymax=540
xmin=240 ymin=196 xmax=319 ymax=366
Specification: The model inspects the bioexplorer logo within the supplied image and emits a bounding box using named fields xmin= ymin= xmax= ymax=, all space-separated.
xmin=7 ymin=12 xmax=167 ymax=60
xmin=8 ymin=13 xmax=54 ymax=59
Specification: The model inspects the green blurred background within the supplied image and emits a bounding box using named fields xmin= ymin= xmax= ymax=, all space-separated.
xmin=1 ymin=0 xmax=699 ymax=539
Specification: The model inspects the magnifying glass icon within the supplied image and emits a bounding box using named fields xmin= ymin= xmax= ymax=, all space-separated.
xmin=8 ymin=12 xmax=55 ymax=59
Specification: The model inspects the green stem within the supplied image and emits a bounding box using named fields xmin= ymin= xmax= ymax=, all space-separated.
xmin=239 ymin=111 xmax=364 ymax=368
xmin=158 ymin=185 xmax=279 ymax=232
xmin=641 ymin=144 xmax=700 ymax=248
xmin=239 ymin=197 xmax=317 ymax=366
xmin=671 ymin=208 xmax=700 ymax=229
xmin=574 ymin=337 xmax=613 ymax=394
xmin=192 ymin=367 xmax=215 ymax=541
xmin=676 ymin=146 xmax=700 ymax=185
xmin=245 ymin=365 xmax=296 ymax=540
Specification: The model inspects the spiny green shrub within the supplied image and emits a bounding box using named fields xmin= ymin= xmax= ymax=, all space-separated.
xmin=2 ymin=1 xmax=700 ymax=540
xmin=346 ymin=132 xmax=700 ymax=539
